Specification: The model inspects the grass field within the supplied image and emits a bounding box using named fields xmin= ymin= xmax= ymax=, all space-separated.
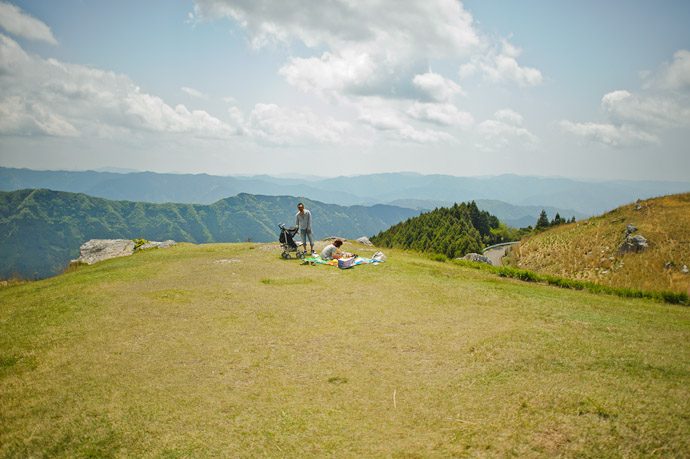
xmin=507 ymin=193 xmax=690 ymax=295
xmin=2 ymin=241 xmax=690 ymax=457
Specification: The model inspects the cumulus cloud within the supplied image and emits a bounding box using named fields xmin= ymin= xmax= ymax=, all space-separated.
xmin=191 ymin=1 xmax=496 ymax=145
xmin=476 ymin=109 xmax=538 ymax=151
xmin=357 ymin=97 xmax=454 ymax=143
xmin=559 ymin=121 xmax=659 ymax=147
xmin=459 ymin=38 xmax=542 ymax=87
xmin=560 ymin=87 xmax=690 ymax=148
xmin=0 ymin=95 xmax=78 ymax=136
xmin=0 ymin=1 xmax=57 ymax=44
xmin=279 ymin=49 xmax=379 ymax=99
xmin=602 ymin=90 xmax=690 ymax=128
xmin=494 ymin=108 xmax=523 ymax=125
xmin=644 ymin=49 xmax=690 ymax=91
xmin=561 ymin=50 xmax=690 ymax=148
xmin=0 ymin=31 xmax=354 ymax=147
xmin=412 ymin=71 xmax=464 ymax=102
xmin=196 ymin=0 xmax=480 ymax=103
xmin=246 ymin=103 xmax=350 ymax=145
xmin=0 ymin=33 xmax=239 ymax=139
xmin=407 ymin=102 xmax=473 ymax=127
xmin=192 ymin=0 xmax=480 ymax=56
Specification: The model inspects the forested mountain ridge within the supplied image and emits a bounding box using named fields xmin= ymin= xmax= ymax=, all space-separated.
xmin=370 ymin=201 xmax=503 ymax=259
xmin=0 ymin=189 xmax=419 ymax=279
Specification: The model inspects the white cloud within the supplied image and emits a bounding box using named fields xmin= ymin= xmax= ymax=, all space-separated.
xmin=602 ymin=90 xmax=690 ymax=128
xmin=494 ymin=108 xmax=523 ymax=125
xmin=560 ymin=88 xmax=689 ymax=148
xmin=0 ymin=33 xmax=239 ymax=139
xmin=0 ymin=95 xmax=78 ymax=136
xmin=476 ymin=109 xmax=538 ymax=151
xmin=192 ymin=1 xmax=511 ymax=146
xmin=357 ymin=97 xmax=454 ymax=143
xmin=559 ymin=121 xmax=660 ymax=147
xmin=412 ymin=71 xmax=464 ymax=102
xmin=181 ymin=86 xmax=207 ymax=98
xmin=279 ymin=49 xmax=378 ymax=99
xmin=196 ymin=0 xmax=481 ymax=103
xmin=398 ymin=125 xmax=454 ymax=143
xmin=407 ymin=102 xmax=473 ymax=127
xmin=0 ymin=2 xmax=57 ymax=44
xmin=246 ymin=103 xmax=350 ymax=145
xmin=459 ymin=38 xmax=542 ymax=87
xmin=644 ymin=49 xmax=690 ymax=91
xmin=193 ymin=0 xmax=480 ymax=56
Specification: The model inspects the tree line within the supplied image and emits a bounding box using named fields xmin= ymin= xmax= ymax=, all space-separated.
xmin=535 ymin=210 xmax=576 ymax=231
xmin=370 ymin=201 xmax=516 ymax=259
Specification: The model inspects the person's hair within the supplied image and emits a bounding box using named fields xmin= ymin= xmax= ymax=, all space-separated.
xmin=297 ymin=203 xmax=304 ymax=207
xmin=334 ymin=240 xmax=343 ymax=247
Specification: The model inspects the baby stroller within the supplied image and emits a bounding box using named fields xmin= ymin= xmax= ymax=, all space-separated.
xmin=278 ymin=223 xmax=308 ymax=259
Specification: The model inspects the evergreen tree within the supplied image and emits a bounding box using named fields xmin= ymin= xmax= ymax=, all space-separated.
xmin=536 ymin=210 xmax=549 ymax=230
xmin=369 ymin=201 xmax=499 ymax=258
xmin=551 ymin=212 xmax=561 ymax=226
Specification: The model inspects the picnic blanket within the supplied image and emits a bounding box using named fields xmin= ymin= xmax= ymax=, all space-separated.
xmin=305 ymin=255 xmax=380 ymax=268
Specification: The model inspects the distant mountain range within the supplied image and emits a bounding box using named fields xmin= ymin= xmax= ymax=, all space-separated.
xmin=3 ymin=167 xmax=687 ymax=218
xmin=0 ymin=189 xmax=419 ymax=279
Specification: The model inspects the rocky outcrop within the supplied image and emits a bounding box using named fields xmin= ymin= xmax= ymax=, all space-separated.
xmin=77 ymin=239 xmax=136 ymax=265
xmin=617 ymin=223 xmax=647 ymax=254
xmin=618 ymin=235 xmax=648 ymax=254
xmin=461 ymin=253 xmax=493 ymax=265
xmin=356 ymin=237 xmax=373 ymax=246
xmin=76 ymin=239 xmax=176 ymax=265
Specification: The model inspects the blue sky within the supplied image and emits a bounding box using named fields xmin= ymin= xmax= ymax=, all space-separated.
xmin=0 ymin=0 xmax=688 ymax=180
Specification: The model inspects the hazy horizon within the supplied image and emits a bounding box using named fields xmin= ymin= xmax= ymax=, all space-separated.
xmin=4 ymin=165 xmax=690 ymax=186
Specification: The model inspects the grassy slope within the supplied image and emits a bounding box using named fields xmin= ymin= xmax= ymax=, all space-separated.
xmin=1 ymin=242 xmax=689 ymax=457
xmin=508 ymin=193 xmax=690 ymax=295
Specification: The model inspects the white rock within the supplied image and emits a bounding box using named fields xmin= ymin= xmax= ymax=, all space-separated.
xmin=78 ymin=239 xmax=135 ymax=265
xmin=138 ymin=240 xmax=176 ymax=250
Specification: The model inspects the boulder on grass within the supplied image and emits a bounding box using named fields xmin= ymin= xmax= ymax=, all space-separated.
xmin=618 ymin=234 xmax=648 ymax=254
xmin=77 ymin=239 xmax=136 ymax=265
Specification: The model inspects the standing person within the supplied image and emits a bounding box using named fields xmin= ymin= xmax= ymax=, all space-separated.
xmin=295 ymin=202 xmax=314 ymax=255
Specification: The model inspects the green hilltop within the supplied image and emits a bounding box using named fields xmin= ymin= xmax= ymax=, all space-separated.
xmin=0 ymin=189 xmax=419 ymax=279
xmin=371 ymin=201 xmax=524 ymax=259
xmin=1 ymin=242 xmax=689 ymax=456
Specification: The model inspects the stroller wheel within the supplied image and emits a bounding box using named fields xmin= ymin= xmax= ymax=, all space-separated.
xmin=286 ymin=253 xmax=291 ymax=259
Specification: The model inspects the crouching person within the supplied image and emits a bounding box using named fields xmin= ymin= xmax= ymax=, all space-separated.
xmin=321 ymin=240 xmax=345 ymax=260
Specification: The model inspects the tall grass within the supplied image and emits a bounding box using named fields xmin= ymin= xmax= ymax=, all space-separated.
xmin=453 ymin=259 xmax=690 ymax=306
xmin=507 ymin=194 xmax=690 ymax=295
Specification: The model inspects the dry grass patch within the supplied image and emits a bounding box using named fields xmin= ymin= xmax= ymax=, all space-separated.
xmin=508 ymin=193 xmax=690 ymax=294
